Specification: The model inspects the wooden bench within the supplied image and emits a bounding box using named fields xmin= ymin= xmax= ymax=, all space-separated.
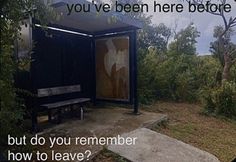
xmin=32 ymin=84 xmax=90 ymax=132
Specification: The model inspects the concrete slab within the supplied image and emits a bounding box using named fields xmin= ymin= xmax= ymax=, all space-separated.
xmin=38 ymin=107 xmax=167 ymax=160
xmin=108 ymin=128 xmax=220 ymax=162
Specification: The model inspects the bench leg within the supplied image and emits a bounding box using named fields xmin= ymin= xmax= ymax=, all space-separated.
xmin=70 ymin=105 xmax=75 ymax=117
xmin=80 ymin=106 xmax=84 ymax=120
xmin=48 ymin=110 xmax=52 ymax=122
xmin=32 ymin=109 xmax=38 ymax=133
xmin=57 ymin=109 xmax=62 ymax=124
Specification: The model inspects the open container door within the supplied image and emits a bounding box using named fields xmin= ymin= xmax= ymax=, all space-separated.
xmin=38 ymin=0 xmax=142 ymax=113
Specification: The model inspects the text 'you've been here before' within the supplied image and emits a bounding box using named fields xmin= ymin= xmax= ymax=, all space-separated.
xmin=66 ymin=0 xmax=233 ymax=15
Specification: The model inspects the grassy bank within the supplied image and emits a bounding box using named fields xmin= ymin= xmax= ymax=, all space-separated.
xmin=148 ymin=102 xmax=236 ymax=162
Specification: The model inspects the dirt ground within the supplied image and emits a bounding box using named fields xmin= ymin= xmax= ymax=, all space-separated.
xmin=147 ymin=101 xmax=236 ymax=162
xmin=91 ymin=149 xmax=130 ymax=162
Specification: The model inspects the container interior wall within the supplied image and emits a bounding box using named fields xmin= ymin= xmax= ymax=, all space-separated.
xmin=31 ymin=27 xmax=93 ymax=103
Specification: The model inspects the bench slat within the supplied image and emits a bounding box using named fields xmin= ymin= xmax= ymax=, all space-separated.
xmin=40 ymin=98 xmax=90 ymax=109
xmin=37 ymin=85 xmax=81 ymax=97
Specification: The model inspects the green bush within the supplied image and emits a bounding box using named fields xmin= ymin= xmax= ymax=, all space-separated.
xmin=231 ymin=64 xmax=236 ymax=83
xmin=137 ymin=49 xmax=222 ymax=104
xmin=202 ymin=88 xmax=217 ymax=114
xmin=138 ymin=49 xmax=160 ymax=104
xmin=137 ymin=23 xmax=221 ymax=104
xmin=216 ymin=82 xmax=236 ymax=118
xmin=203 ymin=82 xmax=236 ymax=118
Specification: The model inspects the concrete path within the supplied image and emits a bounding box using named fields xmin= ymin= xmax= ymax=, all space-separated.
xmin=108 ymin=128 xmax=220 ymax=162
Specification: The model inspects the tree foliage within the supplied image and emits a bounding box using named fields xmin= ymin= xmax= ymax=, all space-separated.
xmin=210 ymin=26 xmax=236 ymax=67
xmin=138 ymin=23 xmax=206 ymax=103
xmin=186 ymin=0 xmax=236 ymax=81
xmin=168 ymin=23 xmax=200 ymax=56
xmin=138 ymin=23 xmax=171 ymax=53
xmin=138 ymin=48 xmax=222 ymax=104
xmin=0 ymin=0 xmax=56 ymax=153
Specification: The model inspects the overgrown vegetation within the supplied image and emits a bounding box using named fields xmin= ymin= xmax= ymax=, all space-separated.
xmin=138 ymin=24 xmax=236 ymax=118
xmin=204 ymin=81 xmax=236 ymax=118
xmin=137 ymin=0 xmax=236 ymax=119
xmin=0 ymin=0 xmax=56 ymax=156
xmin=138 ymin=23 xmax=222 ymax=103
